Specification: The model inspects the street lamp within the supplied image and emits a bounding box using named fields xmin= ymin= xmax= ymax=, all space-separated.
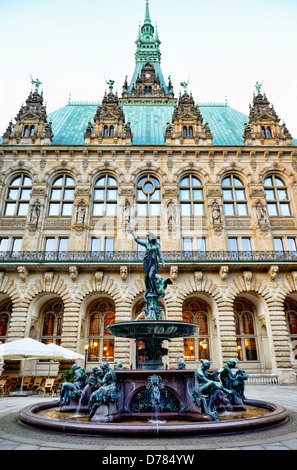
xmin=84 ymin=341 xmax=89 ymax=369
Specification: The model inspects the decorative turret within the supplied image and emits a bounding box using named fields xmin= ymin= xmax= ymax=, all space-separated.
xmin=121 ymin=0 xmax=175 ymax=104
xmin=243 ymin=82 xmax=293 ymax=146
xmin=84 ymin=82 xmax=133 ymax=145
xmin=1 ymin=77 xmax=53 ymax=146
xmin=165 ymin=87 xmax=213 ymax=146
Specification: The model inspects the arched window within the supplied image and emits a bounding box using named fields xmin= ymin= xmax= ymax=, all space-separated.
xmin=264 ymin=175 xmax=291 ymax=216
xmin=103 ymin=126 xmax=108 ymax=137
xmin=183 ymin=126 xmax=188 ymax=138
xmin=222 ymin=175 xmax=248 ymax=216
xmin=4 ymin=175 xmax=32 ymax=217
xmin=179 ymin=175 xmax=204 ymax=217
xmin=261 ymin=126 xmax=266 ymax=138
xmin=234 ymin=299 xmax=258 ymax=361
xmin=93 ymin=175 xmax=118 ymax=216
xmin=267 ymin=127 xmax=272 ymax=138
xmin=183 ymin=299 xmax=209 ymax=361
xmin=29 ymin=126 xmax=35 ymax=137
xmin=48 ymin=175 xmax=75 ymax=217
xmin=0 ymin=301 xmax=12 ymax=344
xmin=285 ymin=298 xmax=297 ymax=360
xmin=109 ymin=126 xmax=114 ymax=137
xmin=23 ymin=126 xmax=29 ymax=137
xmin=87 ymin=300 xmax=115 ymax=362
xmin=189 ymin=126 xmax=194 ymax=138
xmin=40 ymin=301 xmax=64 ymax=345
xmin=137 ymin=175 xmax=161 ymax=217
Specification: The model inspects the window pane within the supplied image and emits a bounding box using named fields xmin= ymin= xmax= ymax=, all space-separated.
xmin=107 ymin=177 xmax=118 ymax=187
xmin=180 ymin=177 xmax=190 ymax=187
xmin=95 ymin=177 xmax=106 ymax=186
xmin=88 ymin=339 xmax=100 ymax=362
xmin=222 ymin=177 xmax=231 ymax=187
xmin=233 ymin=177 xmax=243 ymax=187
xmin=242 ymin=238 xmax=252 ymax=252
xmin=180 ymin=203 xmax=191 ymax=216
xmin=20 ymin=189 xmax=31 ymax=200
xmin=183 ymin=238 xmax=192 ymax=252
xmin=193 ymin=203 xmax=204 ymax=216
xmin=150 ymin=189 xmax=160 ymax=201
xmin=237 ymin=203 xmax=248 ymax=216
xmin=245 ymin=338 xmax=258 ymax=361
xmin=277 ymin=190 xmax=288 ymax=201
xmin=103 ymin=339 xmax=114 ymax=362
xmin=5 ymin=203 xmax=16 ymax=216
xmin=224 ymin=203 xmax=235 ymax=216
xmin=12 ymin=239 xmax=22 ymax=251
xmin=288 ymin=238 xmax=297 ymax=252
xmin=192 ymin=190 xmax=204 ymax=201
xmin=7 ymin=189 xmax=19 ymax=200
xmin=51 ymin=189 xmax=62 ymax=200
xmin=229 ymin=238 xmax=238 ymax=251
xmin=280 ymin=204 xmax=291 ymax=216
xmin=274 ymin=177 xmax=285 ymax=187
xmin=105 ymin=238 xmax=114 ymax=252
xmin=137 ymin=204 xmax=147 ymax=216
xmin=137 ymin=190 xmax=147 ymax=201
xmin=274 ymin=238 xmax=284 ymax=251
xmin=265 ymin=190 xmax=275 ymax=201
xmin=94 ymin=189 xmax=105 ymax=200
xmin=267 ymin=203 xmax=278 ymax=216
xmin=192 ymin=177 xmax=202 ymax=187
xmin=65 ymin=177 xmax=75 ymax=186
xmin=93 ymin=203 xmax=104 ymax=216
xmin=107 ymin=190 xmax=117 ymax=200
xmin=45 ymin=238 xmax=55 ymax=252
xmin=10 ymin=177 xmax=21 ymax=187
xmin=197 ymin=238 xmax=206 ymax=253
xmin=63 ymin=189 xmax=75 ymax=201
xmin=17 ymin=203 xmax=29 ymax=216
xmin=222 ymin=190 xmax=233 ymax=200
xmin=180 ymin=190 xmax=191 ymax=201
xmin=58 ymin=239 xmax=68 ymax=252
xmin=150 ymin=204 xmax=161 ymax=216
xmin=184 ymin=338 xmax=195 ymax=361
xmin=264 ymin=177 xmax=273 ymax=187
xmin=106 ymin=203 xmax=117 ymax=216
xmin=91 ymin=238 xmax=100 ymax=252
xmin=23 ymin=177 xmax=32 ymax=186
xmin=53 ymin=177 xmax=63 ymax=187
xmin=0 ymin=239 xmax=9 ymax=251
xmin=62 ymin=204 xmax=73 ymax=216
xmin=49 ymin=203 xmax=60 ymax=216
xmin=235 ymin=190 xmax=246 ymax=201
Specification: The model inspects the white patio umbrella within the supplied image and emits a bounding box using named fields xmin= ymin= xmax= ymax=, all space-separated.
xmin=0 ymin=338 xmax=59 ymax=393
xmin=44 ymin=343 xmax=84 ymax=378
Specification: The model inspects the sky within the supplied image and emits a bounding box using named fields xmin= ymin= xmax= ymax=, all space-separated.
xmin=0 ymin=0 xmax=297 ymax=137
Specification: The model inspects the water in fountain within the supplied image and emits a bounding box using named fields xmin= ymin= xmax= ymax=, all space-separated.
xmin=72 ymin=384 xmax=89 ymax=418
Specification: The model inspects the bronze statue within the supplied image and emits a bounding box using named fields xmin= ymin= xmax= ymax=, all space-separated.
xmin=58 ymin=364 xmax=86 ymax=406
xmin=88 ymin=362 xmax=120 ymax=421
xmin=220 ymin=359 xmax=248 ymax=401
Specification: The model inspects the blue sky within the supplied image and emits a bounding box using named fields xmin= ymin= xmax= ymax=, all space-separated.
xmin=0 ymin=0 xmax=297 ymax=136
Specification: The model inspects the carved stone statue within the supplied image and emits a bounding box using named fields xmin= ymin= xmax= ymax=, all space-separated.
xmin=30 ymin=201 xmax=41 ymax=225
xmin=58 ymin=364 xmax=87 ymax=406
xmin=88 ymin=362 xmax=120 ymax=421
xmin=76 ymin=201 xmax=86 ymax=226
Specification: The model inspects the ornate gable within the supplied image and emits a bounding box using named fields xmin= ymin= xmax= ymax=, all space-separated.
xmin=243 ymin=86 xmax=293 ymax=146
xmin=84 ymin=88 xmax=133 ymax=145
xmin=165 ymin=91 xmax=213 ymax=146
xmin=2 ymin=87 xmax=53 ymax=146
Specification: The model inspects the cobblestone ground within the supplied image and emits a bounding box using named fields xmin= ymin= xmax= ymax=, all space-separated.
xmin=0 ymin=385 xmax=297 ymax=450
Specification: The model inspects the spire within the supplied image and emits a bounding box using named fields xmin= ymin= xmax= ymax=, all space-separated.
xmin=144 ymin=0 xmax=151 ymax=25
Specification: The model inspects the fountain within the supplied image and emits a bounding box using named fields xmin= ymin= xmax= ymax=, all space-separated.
xmin=18 ymin=231 xmax=289 ymax=437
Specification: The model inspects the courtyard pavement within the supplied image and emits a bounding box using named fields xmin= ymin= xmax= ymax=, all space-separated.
xmin=0 ymin=385 xmax=297 ymax=451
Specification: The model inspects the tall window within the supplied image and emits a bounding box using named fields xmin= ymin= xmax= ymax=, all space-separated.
xmin=285 ymin=298 xmax=297 ymax=360
xmin=40 ymin=301 xmax=64 ymax=345
xmin=48 ymin=175 xmax=75 ymax=217
xmin=179 ymin=175 xmax=204 ymax=217
xmin=93 ymin=175 xmax=118 ymax=216
xmin=264 ymin=175 xmax=291 ymax=216
xmin=0 ymin=301 xmax=12 ymax=344
xmin=222 ymin=175 xmax=248 ymax=216
xmin=87 ymin=300 xmax=115 ymax=362
xmin=4 ymin=175 xmax=32 ymax=217
xmin=183 ymin=299 xmax=209 ymax=361
xmin=234 ymin=299 xmax=258 ymax=361
xmin=137 ymin=175 xmax=161 ymax=216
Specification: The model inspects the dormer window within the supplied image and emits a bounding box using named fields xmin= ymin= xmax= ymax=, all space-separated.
xmin=267 ymin=127 xmax=272 ymax=138
xmin=261 ymin=126 xmax=266 ymax=138
xmin=23 ymin=126 xmax=29 ymax=137
xmin=183 ymin=126 xmax=187 ymax=138
xmin=109 ymin=126 xmax=114 ymax=137
xmin=29 ymin=126 xmax=35 ymax=137
xmin=103 ymin=126 xmax=108 ymax=137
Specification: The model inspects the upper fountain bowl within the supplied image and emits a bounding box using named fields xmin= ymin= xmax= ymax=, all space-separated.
xmin=107 ymin=320 xmax=198 ymax=340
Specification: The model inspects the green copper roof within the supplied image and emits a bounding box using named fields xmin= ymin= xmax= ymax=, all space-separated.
xmin=46 ymin=101 xmax=253 ymax=147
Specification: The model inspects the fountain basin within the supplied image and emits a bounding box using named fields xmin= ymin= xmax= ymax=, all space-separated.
xmin=18 ymin=399 xmax=288 ymax=437
xmin=107 ymin=320 xmax=198 ymax=340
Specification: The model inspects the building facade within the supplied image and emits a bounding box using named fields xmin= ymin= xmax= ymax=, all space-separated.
xmin=1 ymin=0 xmax=297 ymax=383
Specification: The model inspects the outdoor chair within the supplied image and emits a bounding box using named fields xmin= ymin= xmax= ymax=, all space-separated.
xmin=31 ymin=377 xmax=45 ymax=393
xmin=0 ymin=379 xmax=10 ymax=397
xmin=21 ymin=376 xmax=33 ymax=391
xmin=39 ymin=378 xmax=56 ymax=397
